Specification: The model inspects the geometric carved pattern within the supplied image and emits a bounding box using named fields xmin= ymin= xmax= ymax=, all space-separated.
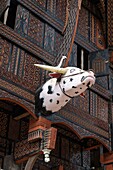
xmin=54 ymin=32 xmax=63 ymax=57
xmin=90 ymin=91 xmax=108 ymax=122
xmin=44 ymin=24 xmax=55 ymax=54
xmin=70 ymin=141 xmax=81 ymax=166
xmin=19 ymin=120 xmax=29 ymax=140
xmin=14 ymin=139 xmax=40 ymax=161
xmin=72 ymin=89 xmax=89 ymax=114
xmin=15 ymin=5 xmax=44 ymax=47
xmin=107 ymin=0 xmax=113 ymax=47
xmin=78 ymin=6 xmax=89 ymax=39
xmin=92 ymin=58 xmax=106 ymax=74
xmin=28 ymin=14 xmax=44 ymax=47
xmin=89 ymin=50 xmax=109 ymax=86
xmin=0 ymin=36 xmax=44 ymax=92
xmin=83 ymin=150 xmax=90 ymax=169
xmin=33 ymin=0 xmax=46 ymax=9
xmin=47 ymin=0 xmax=56 ymax=14
xmin=82 ymin=0 xmax=106 ymax=49
xmin=96 ymin=19 xmax=106 ymax=49
xmin=96 ymin=76 xmax=109 ymax=89
xmin=56 ymin=0 xmax=66 ymax=22
xmin=0 ymin=111 xmax=8 ymax=137
xmin=90 ymin=14 xmax=105 ymax=49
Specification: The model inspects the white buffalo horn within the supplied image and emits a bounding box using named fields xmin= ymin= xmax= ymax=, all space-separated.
xmin=34 ymin=64 xmax=68 ymax=74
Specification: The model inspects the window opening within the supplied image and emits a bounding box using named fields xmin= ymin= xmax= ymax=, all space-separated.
xmin=0 ymin=0 xmax=17 ymax=29
xmin=77 ymin=45 xmax=89 ymax=70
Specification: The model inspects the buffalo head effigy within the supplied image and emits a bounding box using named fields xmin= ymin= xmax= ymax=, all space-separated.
xmin=35 ymin=56 xmax=95 ymax=116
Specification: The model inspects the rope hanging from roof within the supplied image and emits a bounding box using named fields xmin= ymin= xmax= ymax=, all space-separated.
xmin=55 ymin=0 xmax=82 ymax=67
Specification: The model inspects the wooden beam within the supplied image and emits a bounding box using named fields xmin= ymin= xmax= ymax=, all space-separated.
xmin=14 ymin=112 xmax=29 ymax=120
xmin=84 ymin=144 xmax=101 ymax=151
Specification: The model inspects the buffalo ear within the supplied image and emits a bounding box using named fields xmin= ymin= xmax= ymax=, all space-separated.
xmin=49 ymin=73 xmax=61 ymax=78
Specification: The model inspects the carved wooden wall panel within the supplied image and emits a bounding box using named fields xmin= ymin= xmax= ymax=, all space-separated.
xmin=83 ymin=151 xmax=90 ymax=169
xmin=70 ymin=141 xmax=81 ymax=166
xmin=0 ymin=36 xmax=44 ymax=93
xmin=77 ymin=1 xmax=106 ymax=50
xmin=14 ymin=139 xmax=40 ymax=161
xmin=89 ymin=50 xmax=110 ymax=90
xmin=90 ymin=91 xmax=108 ymax=123
xmin=54 ymin=32 xmax=63 ymax=57
xmin=44 ymin=24 xmax=55 ymax=55
xmin=15 ymin=5 xmax=29 ymax=35
xmin=47 ymin=0 xmax=56 ymax=14
xmin=15 ymin=4 xmax=64 ymax=58
xmin=78 ymin=6 xmax=89 ymax=39
xmin=107 ymin=0 xmax=113 ymax=47
xmin=72 ymin=90 xmax=89 ymax=114
xmin=52 ymin=114 xmax=110 ymax=150
xmin=55 ymin=0 xmax=66 ymax=23
xmin=19 ymin=120 xmax=29 ymax=140
xmin=33 ymin=0 xmax=46 ymax=9
xmin=0 ymin=111 xmax=9 ymax=138
xmin=28 ymin=14 xmax=44 ymax=47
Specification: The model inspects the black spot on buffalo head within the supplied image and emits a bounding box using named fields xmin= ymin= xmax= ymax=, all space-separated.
xmin=75 ymin=91 xmax=79 ymax=94
xmin=63 ymin=80 xmax=66 ymax=84
xmin=63 ymin=88 xmax=65 ymax=92
xmin=50 ymin=99 xmax=53 ymax=102
xmin=47 ymin=85 xmax=53 ymax=94
xmin=70 ymin=78 xmax=73 ymax=82
xmin=57 ymin=100 xmax=59 ymax=104
xmin=72 ymin=86 xmax=77 ymax=88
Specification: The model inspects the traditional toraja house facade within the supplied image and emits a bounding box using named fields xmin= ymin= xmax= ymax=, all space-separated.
xmin=0 ymin=0 xmax=113 ymax=169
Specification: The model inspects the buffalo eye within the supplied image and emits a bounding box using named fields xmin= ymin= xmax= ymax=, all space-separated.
xmin=70 ymin=69 xmax=75 ymax=73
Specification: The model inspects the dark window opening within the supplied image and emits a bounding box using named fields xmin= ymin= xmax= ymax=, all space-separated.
xmin=90 ymin=149 xmax=101 ymax=169
xmin=0 ymin=12 xmax=5 ymax=23
xmin=6 ymin=1 xmax=17 ymax=29
xmin=77 ymin=45 xmax=89 ymax=70
xmin=0 ymin=0 xmax=17 ymax=29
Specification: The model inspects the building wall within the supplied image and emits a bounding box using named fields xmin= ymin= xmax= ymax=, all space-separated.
xmin=0 ymin=0 xmax=112 ymax=169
